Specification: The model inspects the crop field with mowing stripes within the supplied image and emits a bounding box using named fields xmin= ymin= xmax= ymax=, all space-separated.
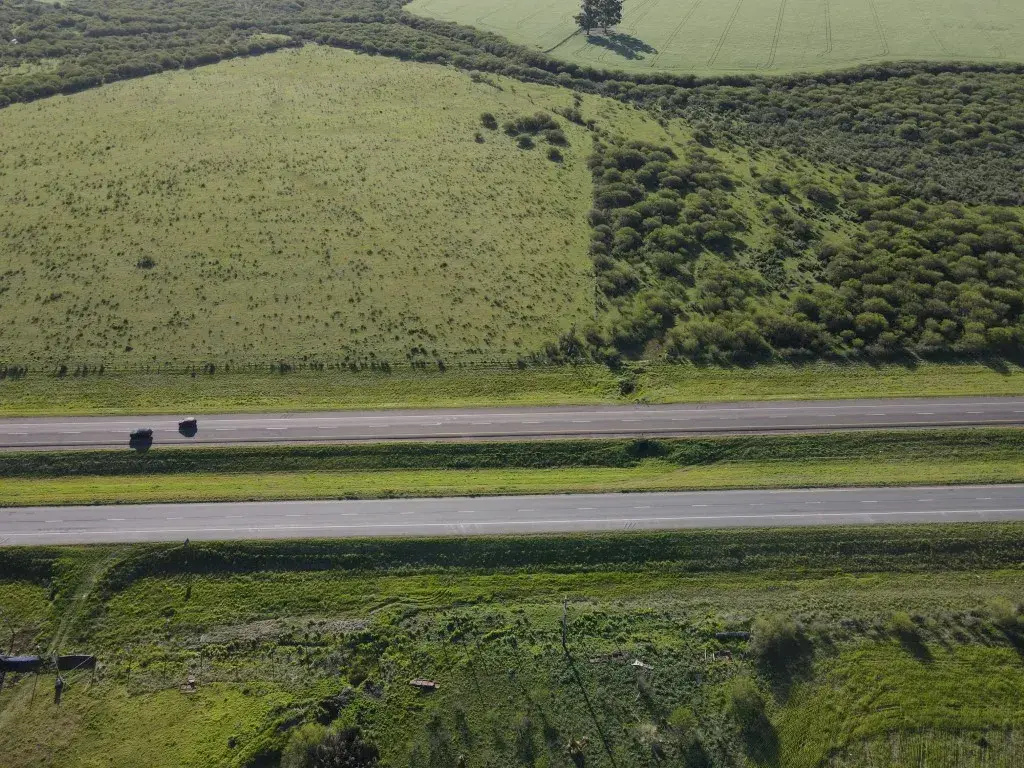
xmin=407 ymin=0 xmax=1024 ymax=74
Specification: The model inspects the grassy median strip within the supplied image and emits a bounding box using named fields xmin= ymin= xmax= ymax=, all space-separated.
xmin=2 ymin=429 xmax=1021 ymax=506
xmin=0 ymin=361 xmax=1021 ymax=416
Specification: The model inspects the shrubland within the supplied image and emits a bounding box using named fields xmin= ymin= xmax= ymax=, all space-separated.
xmin=578 ymin=134 xmax=1024 ymax=362
xmin=1 ymin=528 xmax=1024 ymax=766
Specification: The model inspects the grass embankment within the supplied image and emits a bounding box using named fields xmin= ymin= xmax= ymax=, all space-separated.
xmin=1 ymin=429 xmax=1021 ymax=506
xmin=2 ymin=528 xmax=1024 ymax=767
xmin=0 ymin=360 xmax=1021 ymax=416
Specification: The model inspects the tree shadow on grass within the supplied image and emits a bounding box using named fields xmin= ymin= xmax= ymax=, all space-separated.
xmin=586 ymin=32 xmax=657 ymax=60
xmin=897 ymin=631 xmax=933 ymax=663
xmin=741 ymin=714 xmax=781 ymax=767
xmin=565 ymin=653 xmax=620 ymax=767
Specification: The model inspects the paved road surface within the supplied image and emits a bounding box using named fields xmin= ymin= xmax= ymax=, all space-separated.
xmin=2 ymin=486 xmax=1021 ymax=545
xmin=1 ymin=396 xmax=1023 ymax=450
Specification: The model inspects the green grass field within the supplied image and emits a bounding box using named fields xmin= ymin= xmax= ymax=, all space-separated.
xmin=0 ymin=361 xmax=1021 ymax=416
xmin=407 ymin=0 xmax=1024 ymax=74
xmin=0 ymin=46 xmax=595 ymax=369
xmin=2 ymin=530 xmax=1024 ymax=767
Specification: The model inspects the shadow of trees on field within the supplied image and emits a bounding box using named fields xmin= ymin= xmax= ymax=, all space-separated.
xmin=586 ymin=32 xmax=657 ymax=60
xmin=741 ymin=713 xmax=781 ymax=767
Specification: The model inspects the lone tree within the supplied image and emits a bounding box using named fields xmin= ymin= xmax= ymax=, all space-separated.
xmin=574 ymin=0 xmax=599 ymax=35
xmin=576 ymin=0 xmax=623 ymax=34
xmin=598 ymin=0 xmax=623 ymax=30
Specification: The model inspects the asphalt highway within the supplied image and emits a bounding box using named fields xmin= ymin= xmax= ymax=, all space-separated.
xmin=1 ymin=396 xmax=1024 ymax=450
xmin=1 ymin=486 xmax=1022 ymax=545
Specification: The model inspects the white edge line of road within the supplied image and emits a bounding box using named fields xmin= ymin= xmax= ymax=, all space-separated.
xmin=4 ymin=507 xmax=1024 ymax=539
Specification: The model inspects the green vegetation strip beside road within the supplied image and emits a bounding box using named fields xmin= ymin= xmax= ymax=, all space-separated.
xmin=2 ymin=522 xmax=1022 ymax=593
xmin=1 ymin=361 xmax=1021 ymax=416
xmin=2 ymin=527 xmax=1024 ymax=767
xmin=2 ymin=429 xmax=1020 ymax=506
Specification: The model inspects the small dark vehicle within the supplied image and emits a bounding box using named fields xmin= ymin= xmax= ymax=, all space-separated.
xmin=178 ymin=417 xmax=198 ymax=436
xmin=129 ymin=427 xmax=154 ymax=448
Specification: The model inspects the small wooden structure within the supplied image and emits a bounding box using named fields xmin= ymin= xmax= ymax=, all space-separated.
xmin=409 ymin=679 xmax=439 ymax=691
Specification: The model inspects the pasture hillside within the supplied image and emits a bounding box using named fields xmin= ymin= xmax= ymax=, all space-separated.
xmin=407 ymin=0 xmax=1024 ymax=75
xmin=0 ymin=46 xmax=595 ymax=369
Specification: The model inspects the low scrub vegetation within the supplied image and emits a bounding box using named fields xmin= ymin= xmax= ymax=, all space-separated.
xmin=1 ymin=530 xmax=1023 ymax=766
xmin=575 ymin=135 xmax=1024 ymax=362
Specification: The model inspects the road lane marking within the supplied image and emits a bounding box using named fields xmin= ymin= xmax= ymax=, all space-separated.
xmin=7 ymin=508 xmax=1024 ymax=539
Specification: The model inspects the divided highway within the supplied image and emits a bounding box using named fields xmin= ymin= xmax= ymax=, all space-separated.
xmin=2 ymin=486 xmax=1022 ymax=545
xmin=1 ymin=396 xmax=1023 ymax=450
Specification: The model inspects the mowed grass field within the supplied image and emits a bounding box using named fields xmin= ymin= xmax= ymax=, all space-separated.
xmin=407 ymin=0 xmax=1024 ymax=74
xmin=0 ymin=46 xmax=595 ymax=369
